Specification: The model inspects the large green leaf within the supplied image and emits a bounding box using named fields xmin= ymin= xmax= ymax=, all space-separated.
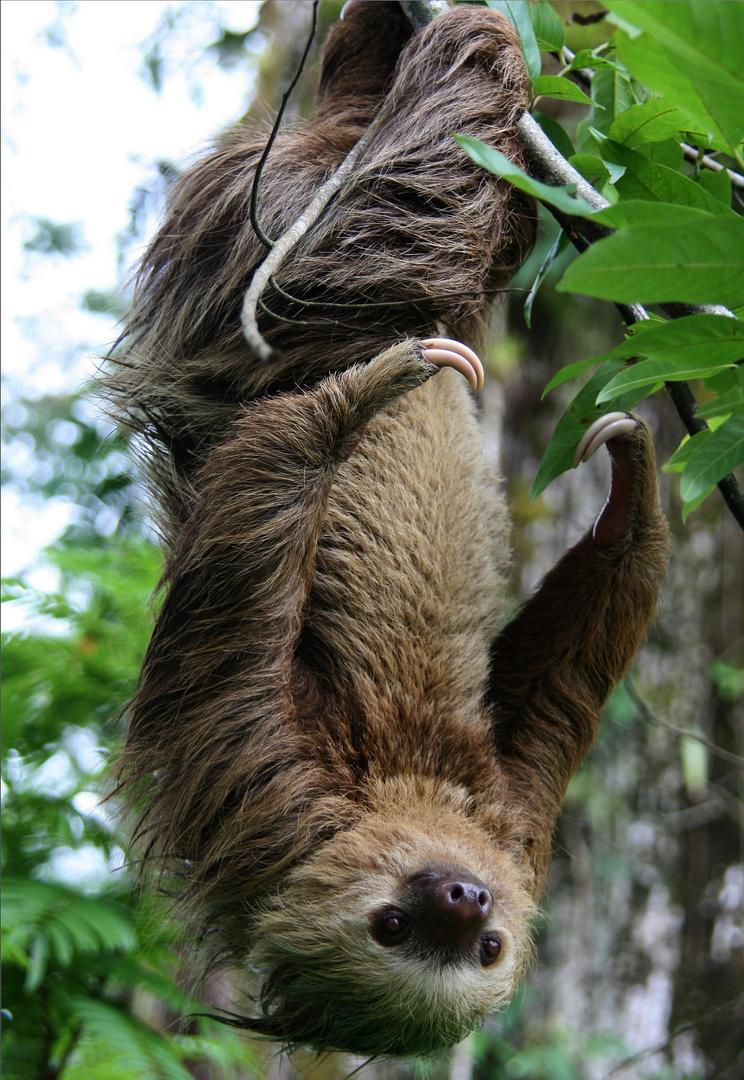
xmin=592 ymin=314 xmax=744 ymax=400
xmin=455 ymin=136 xmax=594 ymax=217
xmin=608 ymin=97 xmax=689 ymax=146
xmin=680 ymin=417 xmax=744 ymax=501
xmin=596 ymin=138 xmax=729 ymax=213
xmin=592 ymin=201 xmax=710 ymax=229
xmin=606 ymin=2 xmax=744 ymax=159
xmin=557 ymin=215 xmax=744 ymax=307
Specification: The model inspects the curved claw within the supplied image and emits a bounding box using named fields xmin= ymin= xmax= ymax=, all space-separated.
xmin=573 ymin=412 xmax=637 ymax=469
xmin=421 ymin=337 xmax=484 ymax=391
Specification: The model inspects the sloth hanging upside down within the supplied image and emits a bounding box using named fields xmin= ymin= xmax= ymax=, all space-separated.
xmin=106 ymin=1 xmax=669 ymax=1059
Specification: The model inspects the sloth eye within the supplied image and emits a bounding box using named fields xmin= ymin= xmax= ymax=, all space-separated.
xmin=371 ymin=909 xmax=411 ymax=946
xmin=480 ymin=933 xmax=502 ymax=966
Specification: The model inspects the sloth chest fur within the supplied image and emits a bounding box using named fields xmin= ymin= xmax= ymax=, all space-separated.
xmin=303 ymin=369 xmax=510 ymax=710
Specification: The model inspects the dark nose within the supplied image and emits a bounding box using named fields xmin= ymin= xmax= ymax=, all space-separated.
xmin=408 ymin=867 xmax=493 ymax=950
xmin=434 ymin=878 xmax=493 ymax=924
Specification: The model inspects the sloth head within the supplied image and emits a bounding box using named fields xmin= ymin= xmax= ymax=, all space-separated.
xmin=239 ymin=801 xmax=536 ymax=1057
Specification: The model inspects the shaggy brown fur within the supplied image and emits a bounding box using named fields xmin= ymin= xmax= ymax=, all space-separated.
xmin=106 ymin=2 xmax=669 ymax=1059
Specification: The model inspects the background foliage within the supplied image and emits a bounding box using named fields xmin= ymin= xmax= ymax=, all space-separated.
xmin=2 ymin=1 xmax=742 ymax=1078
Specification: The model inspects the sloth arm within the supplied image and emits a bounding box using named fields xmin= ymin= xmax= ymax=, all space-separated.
xmin=487 ymin=417 xmax=669 ymax=865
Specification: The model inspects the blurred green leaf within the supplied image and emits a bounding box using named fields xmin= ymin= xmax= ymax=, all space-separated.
xmin=529 ymin=1 xmax=564 ymax=52
xmin=679 ymin=416 xmax=744 ymax=502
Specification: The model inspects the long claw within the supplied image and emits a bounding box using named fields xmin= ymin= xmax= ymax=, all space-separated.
xmin=573 ymin=412 xmax=637 ymax=469
xmin=421 ymin=337 xmax=484 ymax=391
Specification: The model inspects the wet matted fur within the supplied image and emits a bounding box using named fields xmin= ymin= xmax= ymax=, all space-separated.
xmin=105 ymin=2 xmax=669 ymax=1059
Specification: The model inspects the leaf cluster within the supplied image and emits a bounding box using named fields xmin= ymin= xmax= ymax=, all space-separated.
xmin=1 ymin=540 xmax=252 ymax=1078
xmin=471 ymin=0 xmax=744 ymax=520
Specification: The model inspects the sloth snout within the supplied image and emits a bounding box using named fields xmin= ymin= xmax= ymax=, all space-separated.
xmin=436 ymin=878 xmax=493 ymax=923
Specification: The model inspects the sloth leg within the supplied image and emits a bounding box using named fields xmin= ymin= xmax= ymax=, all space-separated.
xmin=487 ymin=415 xmax=669 ymax=857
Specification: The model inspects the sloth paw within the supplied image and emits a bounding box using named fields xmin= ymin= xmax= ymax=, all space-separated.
xmin=573 ymin=412 xmax=661 ymax=548
xmin=421 ymin=338 xmax=484 ymax=392
xmin=572 ymin=412 xmax=637 ymax=469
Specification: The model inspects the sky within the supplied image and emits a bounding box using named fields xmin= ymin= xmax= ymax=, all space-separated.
xmin=1 ymin=0 xmax=261 ymax=580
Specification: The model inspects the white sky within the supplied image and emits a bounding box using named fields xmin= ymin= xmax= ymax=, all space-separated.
xmin=1 ymin=0 xmax=261 ymax=579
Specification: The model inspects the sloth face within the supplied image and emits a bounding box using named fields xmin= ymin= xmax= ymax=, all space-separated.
xmin=244 ymin=806 xmax=535 ymax=1057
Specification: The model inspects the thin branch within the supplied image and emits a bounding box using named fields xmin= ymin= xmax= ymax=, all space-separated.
xmin=601 ymin=992 xmax=744 ymax=1078
xmin=680 ymin=142 xmax=744 ymax=190
xmin=249 ymin=1 xmax=320 ymax=251
xmin=625 ymin=679 xmax=744 ymax=769
xmin=241 ymin=110 xmax=385 ymax=360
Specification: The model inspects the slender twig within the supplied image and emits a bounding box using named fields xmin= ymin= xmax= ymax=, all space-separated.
xmin=601 ymin=993 xmax=744 ymax=1078
xmin=249 ymin=1 xmax=320 ymax=251
xmin=680 ymin=142 xmax=744 ymax=189
xmin=626 ymin=679 xmax=744 ymax=769
xmin=241 ymin=111 xmax=385 ymax=360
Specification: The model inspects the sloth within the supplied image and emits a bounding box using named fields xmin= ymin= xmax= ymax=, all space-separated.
xmin=106 ymin=1 xmax=669 ymax=1060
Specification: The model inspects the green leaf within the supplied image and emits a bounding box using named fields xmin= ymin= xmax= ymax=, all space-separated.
xmin=680 ymin=416 xmax=744 ymax=501
xmin=571 ymin=154 xmax=626 ymax=187
xmin=591 ymin=201 xmax=710 ymax=229
xmin=597 ymin=356 xmax=736 ymax=402
xmin=594 ymin=136 xmax=729 ymax=213
xmin=590 ymin=64 xmax=636 ymax=135
xmin=607 ymin=3 xmax=744 ymax=159
xmin=593 ymin=312 xmax=744 ymax=365
xmin=454 ymin=136 xmax=594 ymax=216
xmin=68 ymin=997 xmax=195 ymax=1080
xmin=697 ymin=369 xmax=744 ymax=419
xmin=486 ymin=0 xmax=542 ymax=80
xmin=636 ymin=137 xmax=684 ymax=171
xmin=695 ymin=166 xmax=733 ymax=207
xmin=556 ymin=214 xmax=744 ymax=307
xmin=531 ymin=360 xmax=646 ymax=498
xmin=534 ymin=75 xmax=593 ymax=107
xmin=569 ymin=155 xmax=610 ymax=188
xmin=534 ymin=111 xmax=575 ymax=160
xmin=608 ymin=97 xmax=688 ymax=146
xmin=543 ymin=356 xmax=606 ymax=397
xmin=529 ymin=0 xmax=564 ymax=52
xmin=569 ymin=49 xmax=624 ymax=73
xmin=524 ymin=230 xmax=570 ymax=329
xmin=662 ymin=429 xmax=710 ymax=473
xmin=681 ymin=484 xmax=717 ymax=521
